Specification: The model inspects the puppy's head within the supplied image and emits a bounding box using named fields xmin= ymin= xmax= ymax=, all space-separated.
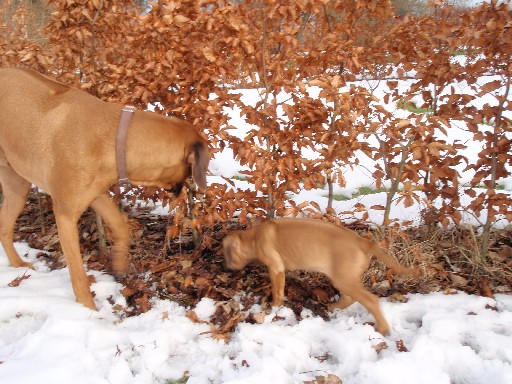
xmin=222 ymin=233 xmax=249 ymax=270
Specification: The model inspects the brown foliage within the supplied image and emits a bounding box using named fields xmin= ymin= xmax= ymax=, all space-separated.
xmin=1 ymin=0 xmax=511 ymax=260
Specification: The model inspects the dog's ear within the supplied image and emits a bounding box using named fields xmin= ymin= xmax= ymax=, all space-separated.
xmin=187 ymin=142 xmax=209 ymax=191
xmin=223 ymin=234 xmax=242 ymax=262
xmin=223 ymin=236 xmax=232 ymax=258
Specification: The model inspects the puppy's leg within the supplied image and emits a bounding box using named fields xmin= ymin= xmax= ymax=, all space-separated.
xmin=90 ymin=193 xmax=131 ymax=277
xmin=343 ymin=283 xmax=390 ymax=336
xmin=269 ymin=267 xmax=286 ymax=306
xmin=0 ymin=166 xmax=33 ymax=269
xmin=265 ymin=251 xmax=286 ymax=306
xmin=53 ymin=202 xmax=96 ymax=310
xmin=328 ymin=294 xmax=355 ymax=311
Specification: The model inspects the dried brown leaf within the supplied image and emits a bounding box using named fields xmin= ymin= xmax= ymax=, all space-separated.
xmin=8 ymin=272 xmax=31 ymax=287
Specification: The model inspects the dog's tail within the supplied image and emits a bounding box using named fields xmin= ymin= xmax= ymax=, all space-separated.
xmin=368 ymin=242 xmax=421 ymax=277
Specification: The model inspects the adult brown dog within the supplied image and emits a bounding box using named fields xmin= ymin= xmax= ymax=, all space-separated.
xmin=223 ymin=218 xmax=420 ymax=335
xmin=0 ymin=67 xmax=209 ymax=310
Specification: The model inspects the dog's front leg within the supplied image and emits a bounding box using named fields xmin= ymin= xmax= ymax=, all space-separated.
xmin=268 ymin=263 xmax=286 ymax=307
xmin=91 ymin=193 xmax=130 ymax=276
xmin=54 ymin=210 xmax=96 ymax=310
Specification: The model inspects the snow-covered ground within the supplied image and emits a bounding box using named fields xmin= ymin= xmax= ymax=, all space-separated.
xmin=1 ymin=75 xmax=511 ymax=383
xmin=0 ymin=246 xmax=511 ymax=384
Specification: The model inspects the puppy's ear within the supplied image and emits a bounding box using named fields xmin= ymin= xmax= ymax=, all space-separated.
xmin=187 ymin=142 xmax=210 ymax=191
xmin=231 ymin=235 xmax=241 ymax=252
xmin=223 ymin=234 xmax=241 ymax=256
xmin=222 ymin=238 xmax=230 ymax=259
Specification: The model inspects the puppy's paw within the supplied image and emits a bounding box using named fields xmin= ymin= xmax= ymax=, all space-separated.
xmin=14 ymin=261 xmax=35 ymax=270
xmin=376 ymin=324 xmax=391 ymax=336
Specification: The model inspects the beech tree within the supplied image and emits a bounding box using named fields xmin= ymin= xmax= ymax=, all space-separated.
xmin=1 ymin=0 xmax=511 ymax=258
xmin=455 ymin=1 xmax=512 ymax=258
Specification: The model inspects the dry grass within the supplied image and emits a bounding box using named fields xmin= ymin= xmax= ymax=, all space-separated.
xmin=366 ymin=225 xmax=512 ymax=296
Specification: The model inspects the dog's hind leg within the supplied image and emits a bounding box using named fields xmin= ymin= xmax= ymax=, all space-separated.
xmin=90 ymin=193 xmax=131 ymax=277
xmin=0 ymin=166 xmax=33 ymax=269
xmin=342 ymin=283 xmax=390 ymax=336
xmin=328 ymin=293 xmax=355 ymax=311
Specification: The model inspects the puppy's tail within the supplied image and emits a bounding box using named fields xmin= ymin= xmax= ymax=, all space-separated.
xmin=369 ymin=242 xmax=421 ymax=277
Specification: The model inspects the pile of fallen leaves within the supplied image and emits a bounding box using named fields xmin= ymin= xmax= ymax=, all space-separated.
xmin=11 ymin=191 xmax=512 ymax=337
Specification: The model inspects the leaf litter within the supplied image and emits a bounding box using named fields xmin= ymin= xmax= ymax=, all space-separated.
xmin=13 ymin=191 xmax=512 ymax=331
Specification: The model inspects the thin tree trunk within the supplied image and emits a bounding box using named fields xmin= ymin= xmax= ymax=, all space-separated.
xmin=36 ymin=188 xmax=47 ymax=236
xmin=480 ymin=71 xmax=511 ymax=260
xmin=260 ymin=4 xmax=275 ymax=220
xmin=187 ymin=187 xmax=200 ymax=248
xmin=381 ymin=134 xmax=414 ymax=226
xmin=327 ymin=175 xmax=334 ymax=211
xmin=95 ymin=212 xmax=107 ymax=254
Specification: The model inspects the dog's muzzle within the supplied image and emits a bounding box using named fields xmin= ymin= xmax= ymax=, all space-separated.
xmin=165 ymin=182 xmax=184 ymax=197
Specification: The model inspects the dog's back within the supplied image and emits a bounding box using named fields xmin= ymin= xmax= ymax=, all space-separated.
xmin=0 ymin=67 xmax=88 ymax=119
xmin=266 ymin=218 xmax=418 ymax=277
xmin=0 ymin=68 xmax=119 ymax=189
xmin=0 ymin=67 xmax=69 ymax=93
xmin=0 ymin=67 xmax=113 ymax=140
xmin=262 ymin=218 xmax=372 ymax=275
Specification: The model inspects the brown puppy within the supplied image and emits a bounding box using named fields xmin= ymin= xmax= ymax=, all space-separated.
xmin=0 ymin=68 xmax=209 ymax=310
xmin=223 ymin=218 xmax=419 ymax=335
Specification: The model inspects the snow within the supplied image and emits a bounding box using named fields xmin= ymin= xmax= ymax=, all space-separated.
xmin=1 ymin=258 xmax=511 ymax=383
xmin=1 ymin=74 xmax=512 ymax=383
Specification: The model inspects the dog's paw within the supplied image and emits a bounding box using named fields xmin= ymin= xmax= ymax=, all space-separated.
xmin=111 ymin=253 xmax=129 ymax=278
xmin=111 ymin=267 xmax=128 ymax=280
xmin=15 ymin=261 xmax=35 ymax=270
xmin=376 ymin=325 xmax=391 ymax=336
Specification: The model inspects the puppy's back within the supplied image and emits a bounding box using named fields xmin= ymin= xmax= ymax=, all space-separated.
xmin=267 ymin=218 xmax=367 ymax=273
xmin=271 ymin=218 xmax=362 ymax=244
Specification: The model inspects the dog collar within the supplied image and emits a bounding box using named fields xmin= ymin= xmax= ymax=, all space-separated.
xmin=115 ymin=106 xmax=136 ymax=187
